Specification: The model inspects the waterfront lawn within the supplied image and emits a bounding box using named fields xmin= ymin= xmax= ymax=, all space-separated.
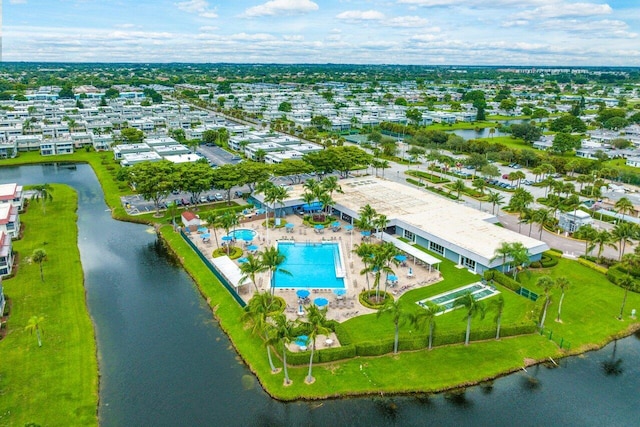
xmin=518 ymin=258 xmax=640 ymax=349
xmin=0 ymin=185 xmax=98 ymax=426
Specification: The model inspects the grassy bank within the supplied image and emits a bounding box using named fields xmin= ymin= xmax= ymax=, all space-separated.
xmin=0 ymin=185 xmax=98 ymax=426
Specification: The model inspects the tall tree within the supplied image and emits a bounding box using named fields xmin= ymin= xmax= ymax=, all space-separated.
xmin=25 ymin=315 xmax=45 ymax=347
xmin=242 ymin=292 xmax=279 ymax=373
xmin=487 ymin=191 xmax=504 ymax=215
xmin=616 ymin=275 xmax=636 ymax=320
xmin=238 ymin=253 xmax=267 ymax=293
xmin=411 ymin=301 xmax=442 ymax=350
xmin=537 ymin=276 xmax=555 ymax=330
xmin=32 ymin=248 xmax=47 ymax=282
xmin=31 ymin=183 xmax=54 ymax=214
xmin=270 ymin=313 xmax=296 ymax=385
xmin=614 ymin=197 xmax=634 ymax=223
xmin=491 ymin=295 xmax=505 ymax=339
xmin=453 ymin=292 xmax=486 ymax=345
xmin=125 ymin=161 xmax=176 ymax=216
xmin=261 ymin=246 xmax=291 ymax=297
xmin=377 ymin=299 xmax=409 ymax=354
xmin=302 ymin=305 xmax=330 ymax=384
xmin=452 ymin=179 xmax=466 ymax=200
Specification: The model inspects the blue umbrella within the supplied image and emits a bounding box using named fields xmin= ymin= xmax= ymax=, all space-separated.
xmin=315 ymin=224 xmax=325 ymax=229
xmin=295 ymin=335 xmax=308 ymax=346
xmin=334 ymin=289 xmax=346 ymax=296
xmin=285 ymin=223 xmax=294 ymax=228
xmin=332 ymin=221 xmax=340 ymax=227
xmin=395 ymin=255 xmax=407 ymax=262
xmin=221 ymin=236 xmax=233 ymax=241
xmin=197 ymin=226 xmax=207 ymax=233
xmin=242 ymin=235 xmax=254 ymax=242
xmin=314 ymin=297 xmax=328 ymax=308
xmin=387 ymin=274 xmax=398 ymax=282
xmin=296 ymin=289 xmax=310 ymax=298
xmin=247 ymin=244 xmax=259 ymax=251
xmin=237 ymin=257 xmax=248 ymax=263
xmin=201 ymin=233 xmax=211 ymax=239
xmin=361 ymin=231 xmax=371 ymax=236
xmin=345 ymin=225 xmax=354 ymax=231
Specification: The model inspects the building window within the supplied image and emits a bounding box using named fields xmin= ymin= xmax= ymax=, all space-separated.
xmin=403 ymin=230 xmax=415 ymax=242
xmin=429 ymin=241 xmax=444 ymax=255
xmin=461 ymin=256 xmax=476 ymax=271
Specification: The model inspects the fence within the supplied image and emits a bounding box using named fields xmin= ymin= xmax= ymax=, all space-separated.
xmin=518 ymin=287 xmax=539 ymax=302
xmin=179 ymin=229 xmax=246 ymax=308
xmin=540 ymin=327 xmax=571 ymax=350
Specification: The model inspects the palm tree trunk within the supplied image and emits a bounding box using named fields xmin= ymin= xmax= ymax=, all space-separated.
xmin=282 ymin=344 xmax=290 ymax=384
xmin=496 ymin=315 xmax=502 ymax=339
xmin=265 ymin=333 xmax=277 ymax=372
xmin=36 ymin=328 xmax=42 ymax=347
xmin=39 ymin=264 xmax=44 ymax=282
xmin=618 ymin=288 xmax=629 ymax=320
xmin=557 ymin=292 xmax=565 ymax=321
xmin=539 ymin=298 xmax=550 ymax=329
xmin=306 ymin=343 xmax=315 ymax=383
xmin=394 ymin=323 xmax=399 ymax=354
xmin=428 ymin=323 xmax=434 ymax=350
xmin=465 ymin=315 xmax=471 ymax=345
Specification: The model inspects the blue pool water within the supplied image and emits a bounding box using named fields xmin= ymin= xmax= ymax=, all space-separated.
xmin=274 ymin=242 xmax=345 ymax=289
xmin=227 ymin=228 xmax=257 ymax=241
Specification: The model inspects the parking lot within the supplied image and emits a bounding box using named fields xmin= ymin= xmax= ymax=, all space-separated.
xmin=196 ymin=145 xmax=242 ymax=167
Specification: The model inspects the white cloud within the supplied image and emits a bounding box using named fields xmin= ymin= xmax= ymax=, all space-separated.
xmin=242 ymin=0 xmax=319 ymax=17
xmin=514 ymin=2 xmax=612 ymax=20
xmin=398 ymin=0 xmax=556 ymax=7
xmin=9 ymin=0 xmax=28 ymax=4
xmin=114 ymin=23 xmax=137 ymax=29
xmin=384 ymin=16 xmax=429 ymax=27
xmin=540 ymin=19 xmax=638 ymax=38
xmin=336 ymin=10 xmax=386 ymax=21
xmin=175 ymin=0 xmax=218 ymax=19
xmin=501 ymin=20 xmax=530 ymax=28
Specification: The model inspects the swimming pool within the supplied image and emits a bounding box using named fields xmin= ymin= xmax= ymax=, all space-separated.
xmin=417 ymin=282 xmax=500 ymax=315
xmin=274 ymin=242 xmax=346 ymax=289
xmin=227 ymin=228 xmax=257 ymax=241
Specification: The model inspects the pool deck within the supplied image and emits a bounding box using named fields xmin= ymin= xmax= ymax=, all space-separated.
xmin=186 ymin=212 xmax=442 ymax=330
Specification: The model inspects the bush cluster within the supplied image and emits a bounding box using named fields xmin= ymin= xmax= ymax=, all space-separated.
xmin=484 ymin=270 xmax=521 ymax=293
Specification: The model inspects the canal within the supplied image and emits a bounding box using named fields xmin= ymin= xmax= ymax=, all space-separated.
xmin=1 ymin=163 xmax=639 ymax=427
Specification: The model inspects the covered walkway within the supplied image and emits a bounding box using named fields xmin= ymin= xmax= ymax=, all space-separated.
xmin=381 ymin=233 xmax=441 ymax=271
xmin=210 ymin=255 xmax=252 ymax=288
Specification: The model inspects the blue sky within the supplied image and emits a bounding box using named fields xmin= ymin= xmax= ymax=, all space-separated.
xmin=3 ymin=0 xmax=640 ymax=65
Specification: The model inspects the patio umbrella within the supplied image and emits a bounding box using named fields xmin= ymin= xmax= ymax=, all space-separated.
xmin=361 ymin=231 xmax=371 ymax=237
xmin=315 ymin=224 xmax=325 ymax=230
xmin=331 ymin=221 xmax=340 ymax=227
xmin=295 ymin=335 xmax=308 ymax=346
xmin=201 ymin=233 xmax=211 ymax=239
xmin=247 ymin=244 xmax=259 ymax=251
xmin=334 ymin=289 xmax=346 ymax=297
xmin=395 ymin=255 xmax=407 ymax=262
xmin=221 ymin=236 xmax=233 ymax=242
xmin=237 ymin=257 xmax=249 ymax=263
xmin=285 ymin=223 xmax=294 ymax=228
xmin=345 ymin=225 xmax=354 ymax=231
xmin=242 ymin=235 xmax=254 ymax=242
xmin=314 ymin=297 xmax=329 ymax=308
xmin=296 ymin=289 xmax=310 ymax=299
xmin=387 ymin=274 xmax=398 ymax=282
xmin=197 ymin=226 xmax=207 ymax=233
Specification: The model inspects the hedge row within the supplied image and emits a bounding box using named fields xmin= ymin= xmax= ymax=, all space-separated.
xmin=576 ymin=257 xmax=608 ymax=274
xmin=606 ymin=265 xmax=640 ymax=292
xmin=484 ymin=270 xmax=521 ymax=293
xmin=406 ymin=178 xmax=426 ymax=188
xmin=423 ymin=184 xmax=458 ymax=200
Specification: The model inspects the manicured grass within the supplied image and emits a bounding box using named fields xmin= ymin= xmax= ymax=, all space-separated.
xmin=0 ymin=185 xmax=98 ymax=426
xmin=474 ymin=136 xmax=531 ymax=150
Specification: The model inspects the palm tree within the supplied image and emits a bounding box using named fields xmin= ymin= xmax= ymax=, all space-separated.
xmin=321 ymin=175 xmax=343 ymax=200
xmin=242 ymin=292 xmax=279 ymax=373
xmin=31 ymin=183 xmax=54 ymax=214
xmin=219 ymin=211 xmax=240 ymax=255
xmin=32 ymin=248 xmax=47 ymax=282
xmin=411 ymin=301 xmax=442 ymax=350
xmin=615 ymin=197 xmax=634 ymax=223
xmin=25 ymin=315 xmax=45 ymax=347
xmin=491 ymin=295 xmax=505 ymax=339
xmin=261 ymin=246 xmax=291 ymax=297
xmin=487 ymin=191 xmax=504 ymax=215
xmin=452 ymin=179 xmax=466 ymax=200
xmin=492 ymin=242 xmax=513 ymax=273
xmin=612 ymin=222 xmax=637 ymax=261
xmin=270 ymin=313 xmax=296 ymax=385
xmin=508 ymin=242 xmax=530 ymax=281
xmin=536 ymin=276 xmax=555 ymax=330
xmin=366 ymin=244 xmax=396 ymax=300
xmin=617 ymin=275 xmax=636 ymax=320
xmin=574 ymin=225 xmax=598 ymax=257
xmin=533 ymin=208 xmax=553 ymax=240
xmin=377 ymin=299 xmax=408 ymax=354
xmin=592 ymin=229 xmax=616 ymax=260
xmin=555 ymin=276 xmax=570 ymax=322
xmin=453 ymin=292 xmax=486 ymax=345
xmin=303 ymin=305 xmax=330 ymax=384
xmin=202 ymin=212 xmax=221 ymax=248
xmin=372 ymin=214 xmax=388 ymax=241
xmin=239 ymin=253 xmax=267 ymax=293
xmin=354 ymin=242 xmax=375 ymax=292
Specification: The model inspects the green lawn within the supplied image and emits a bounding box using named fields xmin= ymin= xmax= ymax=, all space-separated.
xmin=0 ymin=185 xmax=98 ymax=426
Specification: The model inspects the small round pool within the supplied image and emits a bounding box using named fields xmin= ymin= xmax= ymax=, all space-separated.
xmin=227 ymin=228 xmax=257 ymax=241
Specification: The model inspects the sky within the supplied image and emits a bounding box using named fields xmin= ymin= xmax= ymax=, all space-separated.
xmin=2 ymin=0 xmax=640 ymax=66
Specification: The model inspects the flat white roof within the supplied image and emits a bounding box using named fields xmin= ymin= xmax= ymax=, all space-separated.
xmin=210 ymin=255 xmax=251 ymax=288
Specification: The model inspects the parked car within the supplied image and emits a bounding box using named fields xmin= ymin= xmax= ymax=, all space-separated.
xmin=234 ymin=191 xmax=244 ymax=198
xmin=206 ymin=194 xmax=216 ymax=202
xmin=214 ymin=193 xmax=223 ymax=201
xmin=199 ymin=196 xmax=208 ymax=203
xmin=502 ymin=174 xmax=509 ymax=179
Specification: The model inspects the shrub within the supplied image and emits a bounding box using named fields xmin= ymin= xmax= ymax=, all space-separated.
xmin=359 ymin=290 xmax=393 ymax=309
xmin=212 ymin=246 xmax=243 ymax=259
xmin=285 ymin=348 xmax=319 ymax=366
xmin=397 ymin=335 xmax=428 ymax=351
xmin=355 ymin=339 xmax=395 ymax=356
xmin=406 ymin=178 xmax=425 ymax=187
xmin=540 ymin=254 xmax=559 ymax=268
xmin=485 ymin=270 xmax=521 ymax=293
xmin=576 ymin=258 xmax=608 ymax=274
xmin=318 ymin=344 xmax=356 ymax=362
xmin=333 ymin=322 xmax=352 ymax=346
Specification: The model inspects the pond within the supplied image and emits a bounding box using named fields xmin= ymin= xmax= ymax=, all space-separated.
xmin=1 ymin=162 xmax=639 ymax=426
